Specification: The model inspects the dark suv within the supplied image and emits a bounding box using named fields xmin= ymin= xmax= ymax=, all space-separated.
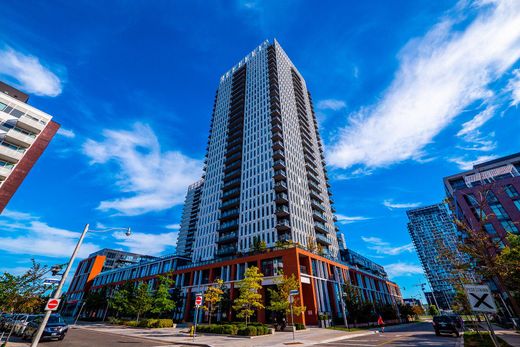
xmin=432 ymin=315 xmax=463 ymax=337
xmin=22 ymin=314 xmax=68 ymax=341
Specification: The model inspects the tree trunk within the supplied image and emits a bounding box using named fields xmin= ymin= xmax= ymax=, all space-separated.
xmin=137 ymin=311 xmax=140 ymax=322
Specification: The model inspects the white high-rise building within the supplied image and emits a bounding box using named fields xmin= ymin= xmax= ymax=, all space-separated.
xmin=192 ymin=40 xmax=339 ymax=262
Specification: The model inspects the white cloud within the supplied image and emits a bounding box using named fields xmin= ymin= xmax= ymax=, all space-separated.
xmin=383 ymin=199 xmax=421 ymax=210
xmin=83 ymin=123 xmax=202 ymax=216
xmin=165 ymin=223 xmax=181 ymax=230
xmin=0 ymin=210 xmax=99 ymax=258
xmin=113 ymin=230 xmax=178 ymax=256
xmin=0 ymin=47 xmax=62 ymax=97
xmin=57 ymin=127 xmax=76 ymax=138
xmin=335 ymin=214 xmax=371 ymax=224
xmin=317 ymin=99 xmax=347 ymax=111
xmin=448 ymin=154 xmax=499 ymax=170
xmin=506 ymin=68 xmax=520 ymax=106
xmin=456 ymin=105 xmax=497 ymax=151
xmin=328 ymin=1 xmax=520 ymax=169
xmin=361 ymin=236 xmax=415 ymax=256
xmin=333 ymin=167 xmax=373 ymax=181
xmin=384 ymin=262 xmax=424 ymax=278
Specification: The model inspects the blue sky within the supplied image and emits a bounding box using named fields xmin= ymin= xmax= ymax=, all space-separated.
xmin=0 ymin=0 xmax=519 ymax=301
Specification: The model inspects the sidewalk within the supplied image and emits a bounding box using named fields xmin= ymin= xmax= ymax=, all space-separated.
xmin=74 ymin=321 xmax=423 ymax=347
xmin=490 ymin=324 xmax=520 ymax=347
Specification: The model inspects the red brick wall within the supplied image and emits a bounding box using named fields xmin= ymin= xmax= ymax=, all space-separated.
xmin=0 ymin=120 xmax=60 ymax=212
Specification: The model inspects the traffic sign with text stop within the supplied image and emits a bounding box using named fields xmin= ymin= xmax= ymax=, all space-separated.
xmin=45 ymin=298 xmax=61 ymax=311
xmin=195 ymin=294 xmax=203 ymax=307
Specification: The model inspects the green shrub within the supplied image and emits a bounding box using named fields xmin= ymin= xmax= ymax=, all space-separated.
xmin=295 ymin=323 xmax=306 ymax=330
xmin=107 ymin=317 xmax=121 ymax=325
xmin=124 ymin=320 xmax=139 ymax=327
xmin=156 ymin=319 xmax=174 ymax=328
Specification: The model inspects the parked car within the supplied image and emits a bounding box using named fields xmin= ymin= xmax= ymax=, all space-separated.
xmin=432 ymin=314 xmax=463 ymax=337
xmin=14 ymin=314 xmax=40 ymax=336
xmin=22 ymin=314 xmax=68 ymax=341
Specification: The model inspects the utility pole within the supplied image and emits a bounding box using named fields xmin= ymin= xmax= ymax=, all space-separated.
xmin=31 ymin=224 xmax=131 ymax=347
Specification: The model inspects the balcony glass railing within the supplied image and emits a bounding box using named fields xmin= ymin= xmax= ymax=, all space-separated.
xmin=222 ymin=188 xmax=240 ymax=197
xmin=221 ymin=197 xmax=240 ymax=208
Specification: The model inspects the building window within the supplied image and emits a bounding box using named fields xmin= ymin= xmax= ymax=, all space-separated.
xmin=504 ymin=184 xmax=519 ymax=198
xmin=484 ymin=223 xmax=496 ymax=234
xmin=491 ymin=205 xmax=509 ymax=220
xmin=514 ymin=200 xmax=520 ymax=212
xmin=501 ymin=220 xmax=519 ymax=234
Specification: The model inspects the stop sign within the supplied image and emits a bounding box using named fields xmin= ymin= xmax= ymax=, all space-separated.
xmin=46 ymin=298 xmax=61 ymax=311
xmin=195 ymin=295 xmax=203 ymax=306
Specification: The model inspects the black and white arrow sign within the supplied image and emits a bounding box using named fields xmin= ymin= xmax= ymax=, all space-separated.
xmin=464 ymin=284 xmax=497 ymax=313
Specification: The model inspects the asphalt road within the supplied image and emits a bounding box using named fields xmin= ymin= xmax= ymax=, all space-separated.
xmin=49 ymin=327 xmax=172 ymax=347
xmin=316 ymin=322 xmax=462 ymax=347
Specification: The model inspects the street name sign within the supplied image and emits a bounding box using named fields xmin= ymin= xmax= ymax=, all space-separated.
xmin=464 ymin=284 xmax=497 ymax=313
xmin=43 ymin=277 xmax=60 ymax=285
xmin=45 ymin=298 xmax=61 ymax=311
xmin=289 ymin=289 xmax=299 ymax=296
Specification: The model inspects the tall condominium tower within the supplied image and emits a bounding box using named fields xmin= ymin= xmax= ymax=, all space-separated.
xmin=0 ymin=81 xmax=60 ymax=212
xmin=407 ymin=203 xmax=474 ymax=310
xmin=193 ymin=40 xmax=339 ymax=262
xmin=177 ymin=179 xmax=204 ymax=259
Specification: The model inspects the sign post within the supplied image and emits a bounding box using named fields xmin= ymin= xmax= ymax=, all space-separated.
xmin=289 ymin=290 xmax=299 ymax=342
xmin=464 ymin=284 xmax=499 ymax=347
xmin=193 ymin=293 xmax=203 ymax=343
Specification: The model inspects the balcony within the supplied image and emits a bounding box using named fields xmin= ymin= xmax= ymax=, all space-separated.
xmin=0 ymin=143 xmax=23 ymax=163
xmin=308 ymin=180 xmax=321 ymax=193
xmin=312 ymin=211 xmax=326 ymax=223
xmin=217 ymin=232 xmax=238 ymax=244
xmin=275 ymin=193 xmax=289 ymax=204
xmin=225 ymin=151 xmax=242 ymax=165
xmin=271 ymin=115 xmax=282 ymax=125
xmin=272 ymin=131 xmax=283 ymax=142
xmin=220 ymin=197 xmax=240 ymax=209
xmin=314 ymin=222 xmax=328 ymax=234
xmin=222 ymin=177 xmax=241 ymax=190
xmin=275 ymin=205 xmax=290 ymax=217
xmin=311 ymin=199 xmax=325 ymax=211
xmin=273 ymin=169 xmax=286 ymax=181
xmin=273 ymin=160 xmax=286 ymax=170
xmin=0 ymin=162 xmax=13 ymax=180
xmin=278 ymin=233 xmax=291 ymax=242
xmin=272 ymin=141 xmax=284 ymax=151
xmin=4 ymin=128 xmax=35 ymax=147
xmin=309 ymin=189 xmax=322 ymax=201
xmin=17 ymin=115 xmax=46 ymax=133
xmin=276 ymin=219 xmax=291 ymax=231
xmin=223 ymin=168 xmax=241 ymax=182
xmin=222 ymin=187 xmax=240 ymax=199
xmin=220 ymin=208 xmax=239 ymax=221
xmin=217 ymin=246 xmax=237 ymax=256
xmin=274 ymin=181 xmax=288 ymax=192
xmin=316 ymin=234 xmax=331 ymax=246
xmin=273 ymin=150 xmax=285 ymax=160
xmin=218 ymin=220 xmax=239 ymax=232
xmin=272 ymin=124 xmax=283 ymax=133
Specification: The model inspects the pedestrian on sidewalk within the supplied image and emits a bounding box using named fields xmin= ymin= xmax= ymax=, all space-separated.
xmin=377 ymin=315 xmax=385 ymax=334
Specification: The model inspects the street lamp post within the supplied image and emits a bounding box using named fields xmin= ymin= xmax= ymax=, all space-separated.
xmin=30 ymin=224 xmax=131 ymax=347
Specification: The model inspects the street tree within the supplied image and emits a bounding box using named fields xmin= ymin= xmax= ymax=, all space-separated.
xmin=232 ymin=266 xmax=264 ymax=326
xmin=268 ymin=272 xmax=305 ymax=322
xmin=110 ymin=282 xmax=134 ymax=317
xmin=446 ymin=188 xmax=520 ymax=316
xmin=428 ymin=305 xmax=439 ymax=316
xmin=495 ymin=234 xmax=520 ymax=303
xmin=133 ymin=282 xmax=153 ymax=322
xmin=202 ymin=278 xmax=224 ymax=324
xmin=151 ymin=275 xmax=176 ymax=318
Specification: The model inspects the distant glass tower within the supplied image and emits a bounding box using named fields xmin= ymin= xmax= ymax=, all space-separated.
xmin=192 ymin=40 xmax=339 ymax=262
xmin=176 ymin=179 xmax=204 ymax=259
xmin=407 ymin=203 xmax=474 ymax=310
